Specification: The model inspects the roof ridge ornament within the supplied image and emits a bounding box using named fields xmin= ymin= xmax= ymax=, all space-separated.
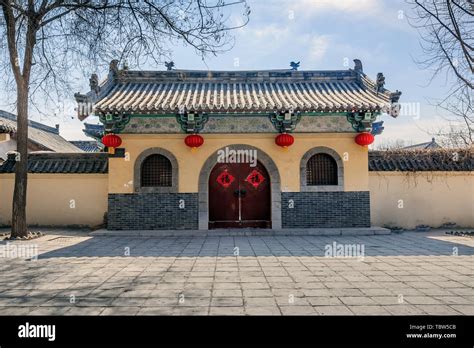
xmin=353 ymin=59 xmax=363 ymax=73
xmin=290 ymin=61 xmax=300 ymax=71
xmin=165 ymin=61 xmax=175 ymax=71
xmin=386 ymin=90 xmax=402 ymax=118
xmin=109 ymin=59 xmax=119 ymax=79
xmin=375 ymin=73 xmax=385 ymax=93
xmin=89 ymin=74 xmax=100 ymax=94
xmin=390 ymin=90 xmax=402 ymax=103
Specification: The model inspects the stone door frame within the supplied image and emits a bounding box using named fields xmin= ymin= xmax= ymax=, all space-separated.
xmin=198 ymin=144 xmax=281 ymax=230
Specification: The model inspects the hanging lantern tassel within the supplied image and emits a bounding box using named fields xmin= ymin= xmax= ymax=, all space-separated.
xmin=355 ymin=132 xmax=375 ymax=146
xmin=101 ymin=134 xmax=122 ymax=154
xmin=275 ymin=133 xmax=294 ymax=150
xmin=184 ymin=134 xmax=204 ymax=152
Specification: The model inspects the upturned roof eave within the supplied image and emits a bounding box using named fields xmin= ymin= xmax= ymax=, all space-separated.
xmin=93 ymin=106 xmax=387 ymax=116
xmin=76 ymin=60 xmax=400 ymax=120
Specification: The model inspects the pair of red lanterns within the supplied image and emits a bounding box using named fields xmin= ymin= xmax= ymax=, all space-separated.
xmin=274 ymin=132 xmax=374 ymax=148
xmin=185 ymin=133 xmax=296 ymax=150
xmin=102 ymin=133 xmax=205 ymax=150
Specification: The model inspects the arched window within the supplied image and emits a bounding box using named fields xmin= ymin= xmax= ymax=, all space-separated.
xmin=141 ymin=154 xmax=172 ymax=187
xmin=306 ymin=153 xmax=338 ymax=186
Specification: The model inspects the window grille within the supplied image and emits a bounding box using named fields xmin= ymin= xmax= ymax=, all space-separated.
xmin=141 ymin=154 xmax=172 ymax=187
xmin=306 ymin=153 xmax=338 ymax=185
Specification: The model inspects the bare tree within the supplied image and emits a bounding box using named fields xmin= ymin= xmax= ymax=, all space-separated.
xmin=0 ymin=0 xmax=250 ymax=238
xmin=407 ymin=0 xmax=473 ymax=145
xmin=374 ymin=139 xmax=410 ymax=150
xmin=433 ymin=121 xmax=473 ymax=148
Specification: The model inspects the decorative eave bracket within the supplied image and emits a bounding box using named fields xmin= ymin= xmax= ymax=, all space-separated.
xmin=99 ymin=113 xmax=131 ymax=134
xmin=270 ymin=110 xmax=301 ymax=133
xmin=346 ymin=111 xmax=378 ymax=132
xmin=176 ymin=111 xmax=209 ymax=133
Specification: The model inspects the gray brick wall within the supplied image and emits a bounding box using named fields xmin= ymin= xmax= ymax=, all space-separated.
xmin=282 ymin=191 xmax=370 ymax=228
xmin=108 ymin=193 xmax=198 ymax=230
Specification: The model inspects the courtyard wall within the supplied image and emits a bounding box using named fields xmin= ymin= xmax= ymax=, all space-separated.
xmin=0 ymin=173 xmax=108 ymax=227
xmin=369 ymin=171 xmax=473 ymax=229
xmin=0 ymin=166 xmax=472 ymax=230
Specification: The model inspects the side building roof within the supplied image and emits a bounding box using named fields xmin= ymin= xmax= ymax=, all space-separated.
xmin=402 ymin=138 xmax=441 ymax=150
xmin=69 ymin=140 xmax=102 ymax=152
xmin=0 ymin=110 xmax=83 ymax=153
xmin=0 ymin=152 xmax=107 ymax=174
xmin=369 ymin=149 xmax=472 ymax=171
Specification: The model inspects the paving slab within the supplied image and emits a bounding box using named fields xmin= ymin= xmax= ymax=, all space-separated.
xmin=0 ymin=229 xmax=472 ymax=316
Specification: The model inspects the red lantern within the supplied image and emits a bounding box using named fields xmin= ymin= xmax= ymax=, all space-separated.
xmin=355 ymin=132 xmax=375 ymax=146
xmin=275 ymin=133 xmax=294 ymax=148
xmin=102 ymin=134 xmax=122 ymax=148
xmin=185 ymin=134 xmax=204 ymax=150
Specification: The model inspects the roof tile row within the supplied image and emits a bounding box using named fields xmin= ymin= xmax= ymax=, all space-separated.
xmin=0 ymin=153 xmax=108 ymax=174
xmin=369 ymin=150 xmax=472 ymax=171
xmin=0 ymin=150 xmax=470 ymax=174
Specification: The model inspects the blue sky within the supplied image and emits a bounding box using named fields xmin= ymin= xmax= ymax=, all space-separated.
xmin=1 ymin=0 xmax=458 ymax=146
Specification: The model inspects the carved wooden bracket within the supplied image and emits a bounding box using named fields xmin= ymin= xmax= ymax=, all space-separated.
xmin=270 ymin=110 xmax=301 ymax=133
xmin=176 ymin=111 xmax=209 ymax=133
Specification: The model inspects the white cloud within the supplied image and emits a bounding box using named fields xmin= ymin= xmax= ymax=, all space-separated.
xmin=308 ymin=35 xmax=331 ymax=61
xmin=251 ymin=25 xmax=289 ymax=40
xmin=239 ymin=25 xmax=332 ymax=64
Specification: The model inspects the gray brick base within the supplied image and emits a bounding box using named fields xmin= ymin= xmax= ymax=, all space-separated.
xmin=281 ymin=191 xmax=370 ymax=228
xmin=108 ymin=193 xmax=198 ymax=230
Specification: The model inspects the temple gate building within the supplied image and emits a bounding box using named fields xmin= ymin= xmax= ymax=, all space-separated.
xmin=73 ymin=59 xmax=402 ymax=231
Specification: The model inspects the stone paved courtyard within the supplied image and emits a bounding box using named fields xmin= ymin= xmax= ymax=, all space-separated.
xmin=0 ymin=229 xmax=473 ymax=315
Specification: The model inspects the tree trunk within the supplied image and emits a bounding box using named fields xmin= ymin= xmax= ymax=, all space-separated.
xmin=11 ymin=83 xmax=29 ymax=238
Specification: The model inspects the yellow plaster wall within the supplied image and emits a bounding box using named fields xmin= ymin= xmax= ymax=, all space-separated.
xmin=0 ymin=174 xmax=108 ymax=227
xmin=109 ymin=133 xmax=369 ymax=193
xmin=1 ymin=167 xmax=471 ymax=229
xmin=370 ymin=171 xmax=474 ymax=229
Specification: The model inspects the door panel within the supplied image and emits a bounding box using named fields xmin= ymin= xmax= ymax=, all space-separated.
xmin=208 ymin=163 xmax=239 ymax=224
xmin=209 ymin=161 xmax=271 ymax=229
xmin=240 ymin=163 xmax=271 ymax=226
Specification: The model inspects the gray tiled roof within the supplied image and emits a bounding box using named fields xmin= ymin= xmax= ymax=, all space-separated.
xmin=1 ymin=150 xmax=469 ymax=174
xmin=0 ymin=152 xmax=108 ymax=174
xmin=369 ymin=150 xmax=472 ymax=171
xmin=76 ymin=66 xmax=400 ymax=118
xmin=69 ymin=140 xmax=102 ymax=152
xmin=402 ymin=138 xmax=441 ymax=150
xmin=0 ymin=110 xmax=83 ymax=153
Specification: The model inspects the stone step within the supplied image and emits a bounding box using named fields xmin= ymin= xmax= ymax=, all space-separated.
xmin=90 ymin=227 xmax=390 ymax=237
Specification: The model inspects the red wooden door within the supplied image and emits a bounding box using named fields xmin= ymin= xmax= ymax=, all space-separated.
xmin=209 ymin=161 xmax=271 ymax=229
